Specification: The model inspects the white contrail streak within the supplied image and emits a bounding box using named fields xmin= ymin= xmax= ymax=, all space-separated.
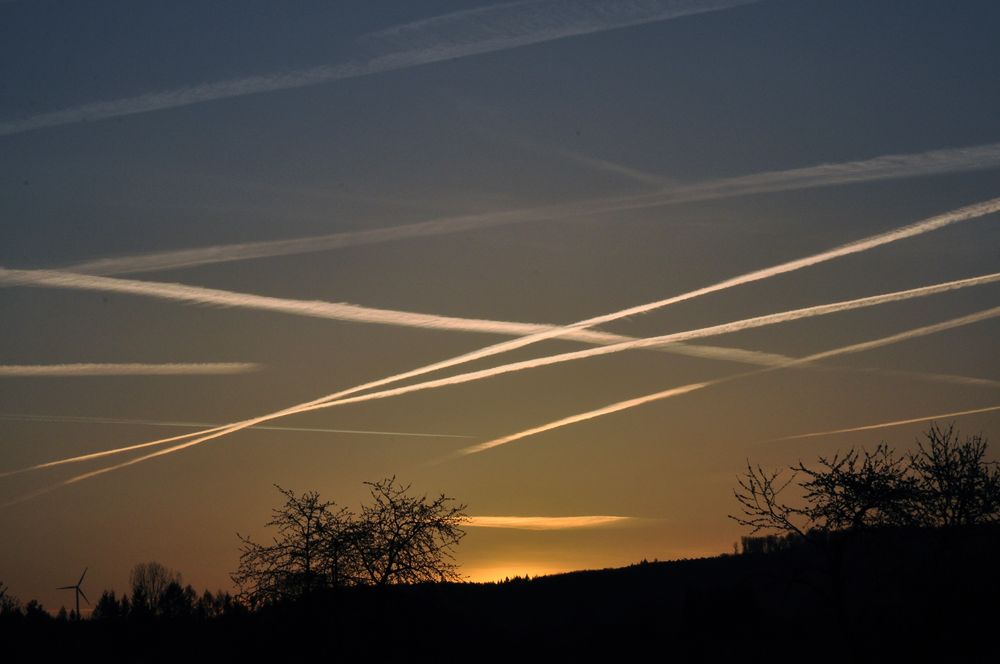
xmin=10 ymin=267 xmax=986 ymax=385
xmin=457 ymin=306 xmax=1000 ymax=455
xmin=0 ymin=267 xmax=849 ymax=366
xmin=31 ymin=196 xmax=996 ymax=439
xmin=111 ymin=273 xmax=1000 ymax=420
xmin=5 ymin=198 xmax=996 ymax=500
xmin=464 ymin=515 xmax=634 ymax=530
xmin=44 ymin=144 xmax=1000 ymax=277
xmin=771 ymin=405 xmax=1000 ymax=441
xmin=10 ymin=266 xmax=991 ymax=384
xmin=0 ymin=363 xmax=258 ymax=377
xmin=0 ymin=0 xmax=760 ymax=137
xmin=7 ymin=275 xmax=997 ymax=501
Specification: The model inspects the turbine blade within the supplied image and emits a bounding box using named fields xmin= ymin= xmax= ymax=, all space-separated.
xmin=78 ymin=567 xmax=88 ymax=585
xmin=78 ymin=588 xmax=90 ymax=605
xmin=56 ymin=585 xmax=75 ymax=590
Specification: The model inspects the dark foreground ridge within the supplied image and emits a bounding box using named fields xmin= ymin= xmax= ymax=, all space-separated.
xmin=3 ymin=524 xmax=998 ymax=662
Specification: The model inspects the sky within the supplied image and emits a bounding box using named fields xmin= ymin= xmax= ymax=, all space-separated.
xmin=1 ymin=0 xmax=999 ymax=612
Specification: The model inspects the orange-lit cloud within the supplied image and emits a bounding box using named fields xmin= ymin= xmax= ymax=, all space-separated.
xmin=464 ymin=515 xmax=635 ymax=530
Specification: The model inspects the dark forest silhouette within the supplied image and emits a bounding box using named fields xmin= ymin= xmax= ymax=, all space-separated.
xmin=2 ymin=422 xmax=998 ymax=660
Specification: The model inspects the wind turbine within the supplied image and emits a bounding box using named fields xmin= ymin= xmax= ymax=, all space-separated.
xmin=57 ymin=567 xmax=89 ymax=619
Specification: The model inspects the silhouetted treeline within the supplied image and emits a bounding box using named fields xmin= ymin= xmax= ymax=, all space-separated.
xmin=3 ymin=523 xmax=999 ymax=661
xmin=4 ymin=425 xmax=997 ymax=660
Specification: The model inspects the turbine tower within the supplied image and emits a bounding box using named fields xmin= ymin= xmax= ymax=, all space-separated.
xmin=57 ymin=567 xmax=89 ymax=619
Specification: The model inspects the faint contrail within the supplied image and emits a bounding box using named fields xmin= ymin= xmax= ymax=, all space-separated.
xmin=0 ymin=412 xmax=470 ymax=437
xmin=464 ymin=515 xmax=634 ymax=530
xmin=770 ymin=405 xmax=1000 ymax=441
xmin=42 ymin=144 xmax=1000 ymax=277
xmin=0 ymin=0 xmax=760 ymax=136
xmin=0 ymin=413 xmax=470 ymax=480
xmin=457 ymin=306 xmax=1000 ymax=455
xmin=9 ymin=274 xmax=997 ymax=500
xmin=0 ymin=363 xmax=258 ymax=377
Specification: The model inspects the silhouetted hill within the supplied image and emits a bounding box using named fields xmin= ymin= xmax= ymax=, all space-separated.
xmin=4 ymin=524 xmax=998 ymax=662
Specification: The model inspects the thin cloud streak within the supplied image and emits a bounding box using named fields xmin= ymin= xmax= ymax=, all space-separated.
xmin=464 ymin=515 xmax=634 ymax=530
xmin=142 ymin=272 xmax=1000 ymax=422
xmin=6 ymin=198 xmax=996 ymax=499
xmin=32 ymin=195 xmax=1000 ymax=415
xmin=0 ymin=0 xmax=759 ymax=136
xmin=458 ymin=306 xmax=1000 ymax=455
xmin=2 ymin=265 xmax=993 ymax=389
xmin=0 ymin=363 xmax=258 ymax=377
xmin=9 ymin=274 xmax=997 ymax=500
xmin=0 ymin=267 xmax=837 ymax=366
xmin=0 ymin=412 xmax=470 ymax=437
xmin=771 ymin=405 xmax=1000 ymax=441
xmin=47 ymin=145 xmax=1000 ymax=277
xmin=0 ymin=414 xmax=470 ymax=480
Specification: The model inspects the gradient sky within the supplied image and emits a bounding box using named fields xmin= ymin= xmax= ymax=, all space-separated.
xmin=1 ymin=0 xmax=999 ymax=612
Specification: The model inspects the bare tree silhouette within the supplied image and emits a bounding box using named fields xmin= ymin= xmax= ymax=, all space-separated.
xmin=731 ymin=422 xmax=999 ymax=539
xmin=909 ymin=423 xmax=1000 ymax=527
xmin=232 ymin=485 xmax=356 ymax=607
xmin=353 ymin=476 xmax=468 ymax=587
xmin=233 ymin=477 xmax=467 ymax=606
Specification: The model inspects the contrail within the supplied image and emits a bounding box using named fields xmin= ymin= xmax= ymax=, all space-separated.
xmin=57 ymin=198 xmax=1000 ymax=399
xmin=11 ymin=263 xmax=997 ymax=387
xmin=464 ymin=515 xmax=634 ymax=530
xmin=8 ymin=274 xmax=997 ymax=500
xmin=770 ymin=405 xmax=1000 ymax=441
xmin=0 ymin=413 xmax=470 ymax=438
xmin=6 ymin=198 xmax=996 ymax=497
xmin=11 ymin=267 xmax=985 ymax=386
xmin=0 ymin=363 xmax=258 ymax=377
xmin=0 ymin=0 xmax=760 ymax=137
xmin=18 ymin=195 xmax=995 ymax=430
xmin=41 ymin=143 xmax=1000 ymax=277
xmin=0 ymin=413 xmax=470 ymax=480
xmin=1 ymin=344 xmax=987 ymax=480
xmin=457 ymin=306 xmax=1000 ymax=455
xmin=0 ymin=267 xmax=854 ymax=366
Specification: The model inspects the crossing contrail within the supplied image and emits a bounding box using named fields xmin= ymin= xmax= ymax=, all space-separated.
xmin=3 ymin=265 xmax=992 ymax=389
xmin=0 ymin=0 xmax=761 ymax=137
xmin=38 ymin=144 xmax=1000 ymax=277
xmin=0 ymin=266 xmax=869 ymax=368
xmin=5 ymin=198 xmax=997 ymax=500
xmin=0 ymin=363 xmax=258 ymax=377
xmin=24 ymin=196 xmax=997 ymax=424
xmin=456 ymin=306 xmax=1000 ymax=455
xmin=6 ymin=274 xmax=997 ymax=502
xmin=769 ymin=405 xmax=1000 ymax=441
